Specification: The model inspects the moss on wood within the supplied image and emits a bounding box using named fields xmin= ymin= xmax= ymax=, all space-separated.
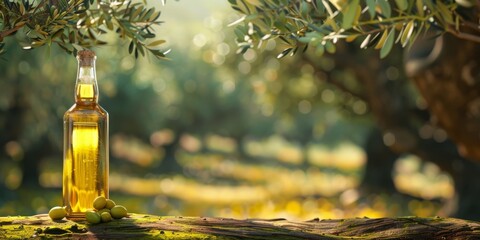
xmin=1 ymin=214 xmax=480 ymax=239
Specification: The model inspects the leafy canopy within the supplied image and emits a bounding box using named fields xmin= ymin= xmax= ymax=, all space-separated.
xmin=0 ymin=0 xmax=169 ymax=58
xmin=228 ymin=0 xmax=480 ymax=58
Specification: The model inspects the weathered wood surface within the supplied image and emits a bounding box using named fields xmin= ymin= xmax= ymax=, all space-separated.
xmin=1 ymin=214 xmax=480 ymax=239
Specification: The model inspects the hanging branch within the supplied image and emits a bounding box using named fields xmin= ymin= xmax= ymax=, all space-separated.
xmin=0 ymin=0 xmax=167 ymax=58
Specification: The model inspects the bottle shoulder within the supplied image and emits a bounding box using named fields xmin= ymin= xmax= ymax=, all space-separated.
xmin=64 ymin=104 xmax=108 ymax=120
xmin=97 ymin=105 xmax=109 ymax=115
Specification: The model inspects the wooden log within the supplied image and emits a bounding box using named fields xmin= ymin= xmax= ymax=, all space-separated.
xmin=1 ymin=214 xmax=480 ymax=239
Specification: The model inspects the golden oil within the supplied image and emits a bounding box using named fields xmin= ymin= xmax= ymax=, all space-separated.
xmin=63 ymin=50 xmax=109 ymax=219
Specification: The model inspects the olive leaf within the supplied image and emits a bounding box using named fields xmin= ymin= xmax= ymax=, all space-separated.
xmin=360 ymin=34 xmax=371 ymax=49
xmin=377 ymin=1 xmax=391 ymax=18
xmin=366 ymin=0 xmax=376 ymax=18
xmin=374 ymin=29 xmax=389 ymax=50
xmin=380 ymin=28 xmax=395 ymax=59
xmin=401 ymin=20 xmax=415 ymax=47
xmin=342 ymin=0 xmax=359 ymax=30
xmin=395 ymin=0 xmax=408 ymax=11
xmin=277 ymin=47 xmax=293 ymax=59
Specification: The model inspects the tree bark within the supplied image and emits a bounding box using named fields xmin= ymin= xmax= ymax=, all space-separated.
xmin=407 ymin=33 xmax=480 ymax=162
xmin=1 ymin=214 xmax=480 ymax=239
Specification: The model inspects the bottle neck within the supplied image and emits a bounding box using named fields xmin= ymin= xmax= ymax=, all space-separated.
xmin=75 ymin=58 xmax=99 ymax=105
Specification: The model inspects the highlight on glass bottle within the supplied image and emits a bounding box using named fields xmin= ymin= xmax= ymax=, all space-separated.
xmin=63 ymin=50 xmax=109 ymax=219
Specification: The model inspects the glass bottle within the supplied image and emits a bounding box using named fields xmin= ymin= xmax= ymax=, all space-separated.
xmin=63 ymin=50 xmax=109 ymax=219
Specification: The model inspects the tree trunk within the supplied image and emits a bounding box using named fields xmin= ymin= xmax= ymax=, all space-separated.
xmin=407 ymin=33 xmax=480 ymax=162
xmin=1 ymin=214 xmax=479 ymax=239
xmin=359 ymin=128 xmax=398 ymax=193
xmin=153 ymin=133 xmax=184 ymax=174
xmin=404 ymin=33 xmax=480 ymax=220
xmin=20 ymin=135 xmax=57 ymax=188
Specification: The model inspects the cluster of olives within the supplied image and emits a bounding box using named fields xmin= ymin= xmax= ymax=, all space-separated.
xmin=86 ymin=196 xmax=128 ymax=224
xmin=48 ymin=196 xmax=128 ymax=224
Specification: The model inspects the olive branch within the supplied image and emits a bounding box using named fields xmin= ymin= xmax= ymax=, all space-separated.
xmin=0 ymin=0 xmax=168 ymax=58
xmin=228 ymin=0 xmax=480 ymax=59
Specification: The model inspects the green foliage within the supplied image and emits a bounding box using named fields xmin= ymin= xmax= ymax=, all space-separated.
xmin=0 ymin=3 xmax=453 ymax=221
xmin=228 ymin=0 xmax=480 ymax=58
xmin=0 ymin=0 xmax=167 ymax=58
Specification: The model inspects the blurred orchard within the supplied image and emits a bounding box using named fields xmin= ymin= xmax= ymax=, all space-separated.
xmin=0 ymin=1 xmax=456 ymax=220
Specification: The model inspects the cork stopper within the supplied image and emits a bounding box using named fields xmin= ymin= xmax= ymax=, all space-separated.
xmin=77 ymin=50 xmax=96 ymax=67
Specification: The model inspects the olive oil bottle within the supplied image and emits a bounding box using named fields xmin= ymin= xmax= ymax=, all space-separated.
xmin=63 ymin=50 xmax=109 ymax=219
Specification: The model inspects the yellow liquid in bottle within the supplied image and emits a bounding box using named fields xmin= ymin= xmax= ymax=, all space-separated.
xmin=76 ymin=83 xmax=95 ymax=100
xmin=71 ymin=122 xmax=98 ymax=212
xmin=63 ymin=82 xmax=108 ymax=219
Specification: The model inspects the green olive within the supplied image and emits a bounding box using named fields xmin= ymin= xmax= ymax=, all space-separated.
xmin=101 ymin=212 xmax=112 ymax=222
xmin=105 ymin=199 xmax=116 ymax=209
xmin=110 ymin=205 xmax=128 ymax=219
xmin=85 ymin=211 xmax=101 ymax=224
xmin=93 ymin=196 xmax=107 ymax=210
xmin=48 ymin=206 xmax=67 ymax=220
xmin=97 ymin=208 xmax=111 ymax=215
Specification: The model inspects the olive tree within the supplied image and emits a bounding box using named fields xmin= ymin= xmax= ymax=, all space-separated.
xmin=228 ymin=0 xmax=480 ymax=160
xmin=227 ymin=0 xmax=480 ymax=219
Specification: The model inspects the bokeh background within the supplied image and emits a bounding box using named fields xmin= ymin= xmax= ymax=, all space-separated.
xmin=0 ymin=0 xmax=455 ymax=220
